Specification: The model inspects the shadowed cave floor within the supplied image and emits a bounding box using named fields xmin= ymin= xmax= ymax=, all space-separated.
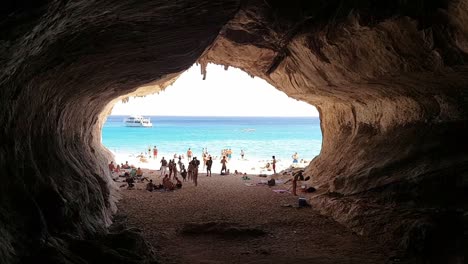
xmin=117 ymin=172 xmax=390 ymax=264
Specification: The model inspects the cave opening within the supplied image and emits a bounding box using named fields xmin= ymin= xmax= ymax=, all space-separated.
xmin=101 ymin=63 xmax=322 ymax=172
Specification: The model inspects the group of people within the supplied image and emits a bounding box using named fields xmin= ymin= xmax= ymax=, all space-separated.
xmin=108 ymin=161 xmax=134 ymax=173
xmin=145 ymin=174 xmax=183 ymax=192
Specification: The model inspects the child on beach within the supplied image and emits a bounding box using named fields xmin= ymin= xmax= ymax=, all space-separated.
xmin=181 ymin=167 xmax=187 ymax=181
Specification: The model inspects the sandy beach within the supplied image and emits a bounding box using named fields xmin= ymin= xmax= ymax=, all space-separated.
xmin=112 ymin=151 xmax=310 ymax=176
xmin=114 ymin=166 xmax=389 ymax=264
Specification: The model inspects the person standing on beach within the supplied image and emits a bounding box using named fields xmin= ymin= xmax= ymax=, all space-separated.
xmin=220 ymin=156 xmax=228 ymax=174
xmin=227 ymin=149 xmax=232 ymax=160
xmin=153 ymin=146 xmax=158 ymax=159
xmin=292 ymin=152 xmax=299 ymax=164
xmin=160 ymin=157 xmax=168 ymax=176
xmin=148 ymin=146 xmax=151 ymax=157
xmin=272 ymin=155 xmax=277 ymax=174
xmin=187 ymin=161 xmax=194 ymax=182
xmin=240 ymin=149 xmax=244 ymax=160
xmin=178 ymin=156 xmax=183 ymax=171
xmin=172 ymin=160 xmax=178 ymax=180
xmin=168 ymin=159 xmax=174 ymax=179
xmin=187 ymin=148 xmax=192 ymax=162
xmin=190 ymin=157 xmax=200 ymax=186
xmin=206 ymin=156 xmax=213 ymax=177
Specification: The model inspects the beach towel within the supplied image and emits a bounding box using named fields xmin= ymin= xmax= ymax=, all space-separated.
xmin=272 ymin=189 xmax=290 ymax=194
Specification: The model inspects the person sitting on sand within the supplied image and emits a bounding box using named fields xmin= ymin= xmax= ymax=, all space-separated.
xmin=162 ymin=174 xmax=175 ymax=191
xmin=108 ymin=161 xmax=115 ymax=172
xmin=123 ymin=161 xmax=130 ymax=169
xmin=136 ymin=167 xmax=143 ymax=177
xmin=220 ymin=156 xmax=228 ymax=175
xmin=146 ymin=180 xmax=155 ymax=192
xmin=125 ymin=176 xmax=135 ymax=190
xmin=174 ymin=177 xmax=182 ymax=189
xmin=263 ymin=162 xmax=272 ymax=171
xmin=206 ymin=156 xmax=213 ymax=177
xmin=115 ymin=164 xmax=121 ymax=173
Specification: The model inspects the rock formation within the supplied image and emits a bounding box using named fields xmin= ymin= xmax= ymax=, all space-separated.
xmin=0 ymin=1 xmax=466 ymax=263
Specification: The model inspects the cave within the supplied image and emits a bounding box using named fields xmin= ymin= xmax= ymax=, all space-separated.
xmin=1 ymin=1 xmax=467 ymax=263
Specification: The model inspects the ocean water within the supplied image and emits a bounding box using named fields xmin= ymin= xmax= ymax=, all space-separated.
xmin=101 ymin=116 xmax=322 ymax=162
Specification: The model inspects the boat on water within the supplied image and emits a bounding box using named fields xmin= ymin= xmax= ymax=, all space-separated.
xmin=124 ymin=115 xmax=152 ymax=127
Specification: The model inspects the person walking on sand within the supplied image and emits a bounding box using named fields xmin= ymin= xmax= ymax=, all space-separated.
xmin=153 ymin=146 xmax=158 ymax=159
xmin=220 ymin=156 xmax=228 ymax=174
xmin=272 ymin=155 xmax=277 ymax=174
xmin=206 ymin=156 xmax=213 ymax=177
xmin=160 ymin=157 xmax=168 ymax=176
xmin=187 ymin=148 xmax=193 ymax=162
xmin=240 ymin=149 xmax=244 ymax=160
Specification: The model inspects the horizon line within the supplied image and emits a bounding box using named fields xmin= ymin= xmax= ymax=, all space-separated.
xmin=108 ymin=114 xmax=320 ymax=118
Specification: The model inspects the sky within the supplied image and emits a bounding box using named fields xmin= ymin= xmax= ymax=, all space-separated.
xmin=111 ymin=64 xmax=319 ymax=117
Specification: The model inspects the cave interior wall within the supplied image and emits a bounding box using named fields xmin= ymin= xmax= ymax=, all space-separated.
xmin=0 ymin=0 xmax=467 ymax=263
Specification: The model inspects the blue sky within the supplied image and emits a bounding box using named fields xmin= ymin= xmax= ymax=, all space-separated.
xmin=111 ymin=64 xmax=319 ymax=117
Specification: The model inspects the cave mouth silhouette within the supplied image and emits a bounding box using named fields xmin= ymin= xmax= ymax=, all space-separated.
xmin=1 ymin=1 xmax=467 ymax=264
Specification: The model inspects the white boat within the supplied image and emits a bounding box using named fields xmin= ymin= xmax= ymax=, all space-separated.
xmin=124 ymin=115 xmax=152 ymax=127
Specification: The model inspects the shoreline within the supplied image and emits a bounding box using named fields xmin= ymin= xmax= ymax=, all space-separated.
xmin=110 ymin=151 xmax=311 ymax=175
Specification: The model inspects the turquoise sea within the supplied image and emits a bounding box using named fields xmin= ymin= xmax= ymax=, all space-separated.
xmin=101 ymin=116 xmax=322 ymax=161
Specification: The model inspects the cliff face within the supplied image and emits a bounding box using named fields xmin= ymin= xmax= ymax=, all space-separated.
xmin=0 ymin=1 xmax=467 ymax=263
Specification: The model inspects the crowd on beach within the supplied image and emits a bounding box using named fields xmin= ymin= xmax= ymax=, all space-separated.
xmin=108 ymin=145 xmax=312 ymax=195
